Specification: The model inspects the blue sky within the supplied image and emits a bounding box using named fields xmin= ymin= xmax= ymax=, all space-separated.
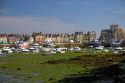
xmin=0 ymin=0 xmax=125 ymax=38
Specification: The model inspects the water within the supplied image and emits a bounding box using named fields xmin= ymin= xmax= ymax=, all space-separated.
xmin=82 ymin=47 xmax=125 ymax=53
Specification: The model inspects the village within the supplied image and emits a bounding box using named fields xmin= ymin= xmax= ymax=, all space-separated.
xmin=1 ymin=0 xmax=125 ymax=82
xmin=0 ymin=22 xmax=125 ymax=55
xmin=1 ymin=22 xmax=125 ymax=82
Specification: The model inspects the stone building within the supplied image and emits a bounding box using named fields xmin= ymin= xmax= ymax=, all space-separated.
xmin=87 ymin=31 xmax=96 ymax=41
xmin=28 ymin=36 xmax=34 ymax=44
xmin=100 ymin=29 xmax=111 ymax=43
xmin=7 ymin=37 xmax=17 ymax=44
xmin=31 ymin=31 xmax=96 ymax=44
xmin=100 ymin=22 xmax=125 ymax=44
xmin=32 ymin=32 xmax=45 ymax=44
xmin=63 ymin=34 xmax=71 ymax=43
xmin=74 ymin=31 xmax=96 ymax=43
xmin=74 ymin=32 xmax=84 ymax=43
xmin=0 ymin=34 xmax=8 ymax=44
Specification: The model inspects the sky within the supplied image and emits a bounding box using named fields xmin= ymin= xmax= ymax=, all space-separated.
xmin=0 ymin=0 xmax=125 ymax=38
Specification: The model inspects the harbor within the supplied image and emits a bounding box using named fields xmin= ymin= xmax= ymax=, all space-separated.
xmin=0 ymin=0 xmax=125 ymax=82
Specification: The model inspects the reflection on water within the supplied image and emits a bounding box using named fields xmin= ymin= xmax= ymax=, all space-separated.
xmin=82 ymin=47 xmax=125 ymax=53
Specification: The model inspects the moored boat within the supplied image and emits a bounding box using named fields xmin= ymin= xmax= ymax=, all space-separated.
xmin=115 ymin=47 xmax=122 ymax=50
xmin=95 ymin=46 xmax=104 ymax=50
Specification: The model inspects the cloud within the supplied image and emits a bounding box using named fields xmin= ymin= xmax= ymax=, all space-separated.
xmin=0 ymin=9 xmax=8 ymax=15
xmin=112 ymin=10 xmax=125 ymax=14
xmin=57 ymin=1 xmax=75 ymax=5
xmin=0 ymin=16 xmax=78 ymax=34
xmin=111 ymin=7 xmax=125 ymax=15
xmin=80 ymin=2 xmax=92 ymax=5
xmin=97 ymin=6 xmax=125 ymax=15
xmin=57 ymin=1 xmax=92 ymax=6
xmin=98 ymin=7 xmax=125 ymax=10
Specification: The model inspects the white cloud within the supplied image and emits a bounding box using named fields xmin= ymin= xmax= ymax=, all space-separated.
xmin=112 ymin=10 xmax=125 ymax=14
xmin=97 ymin=6 xmax=125 ymax=15
xmin=0 ymin=16 xmax=78 ymax=34
xmin=57 ymin=1 xmax=74 ymax=5
xmin=80 ymin=2 xmax=92 ymax=5
xmin=57 ymin=1 xmax=92 ymax=6
xmin=0 ymin=9 xmax=8 ymax=15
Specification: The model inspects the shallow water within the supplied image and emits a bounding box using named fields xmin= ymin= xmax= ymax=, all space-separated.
xmin=82 ymin=47 xmax=125 ymax=53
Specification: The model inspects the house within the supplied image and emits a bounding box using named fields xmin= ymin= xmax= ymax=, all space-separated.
xmin=100 ymin=22 xmax=125 ymax=46
xmin=32 ymin=32 xmax=45 ymax=44
xmin=0 ymin=34 xmax=8 ymax=44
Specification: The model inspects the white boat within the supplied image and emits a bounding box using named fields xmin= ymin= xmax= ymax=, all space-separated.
xmin=29 ymin=47 xmax=39 ymax=53
xmin=40 ymin=46 xmax=53 ymax=54
xmin=56 ymin=48 xmax=62 ymax=52
xmin=113 ymin=51 xmax=118 ymax=54
xmin=40 ymin=42 xmax=56 ymax=54
xmin=52 ymin=49 xmax=56 ymax=54
xmin=13 ymin=48 xmax=22 ymax=53
xmin=118 ymin=50 xmax=125 ymax=53
xmin=0 ymin=49 xmax=2 ymax=52
xmin=47 ymin=43 xmax=56 ymax=47
xmin=102 ymin=49 xmax=109 ymax=52
xmin=115 ymin=47 xmax=122 ymax=50
xmin=21 ymin=48 xmax=29 ymax=52
xmin=3 ymin=47 xmax=11 ymax=51
xmin=95 ymin=46 xmax=104 ymax=50
xmin=88 ymin=46 xmax=93 ymax=48
xmin=41 ymin=47 xmax=51 ymax=52
xmin=69 ymin=47 xmax=74 ymax=51
xmin=32 ymin=49 xmax=39 ymax=53
xmin=41 ymin=48 xmax=53 ymax=55
xmin=29 ymin=47 xmax=36 ymax=50
xmin=56 ymin=48 xmax=66 ymax=53
xmin=52 ymin=48 xmax=57 ymax=54
xmin=32 ymin=43 xmax=40 ymax=48
xmin=8 ymin=50 xmax=13 ymax=53
xmin=60 ymin=50 xmax=65 ymax=53
xmin=2 ymin=47 xmax=13 ymax=53
xmin=43 ymin=42 xmax=56 ymax=47
xmin=11 ymin=47 xmax=15 ymax=51
xmin=120 ymin=50 xmax=125 ymax=52
xmin=74 ymin=47 xmax=81 ymax=51
xmin=0 ymin=49 xmax=3 ymax=55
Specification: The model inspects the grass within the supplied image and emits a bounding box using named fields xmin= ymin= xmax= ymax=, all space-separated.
xmin=0 ymin=52 xmax=84 ymax=83
xmin=0 ymin=51 xmax=124 ymax=83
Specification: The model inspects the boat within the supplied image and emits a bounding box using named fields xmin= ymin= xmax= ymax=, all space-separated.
xmin=69 ymin=47 xmax=74 ymax=51
xmin=40 ymin=42 xmax=56 ymax=54
xmin=40 ymin=45 xmax=53 ymax=55
xmin=118 ymin=50 xmax=125 ymax=53
xmin=115 ymin=47 xmax=122 ymax=50
xmin=113 ymin=51 xmax=118 ymax=54
xmin=88 ymin=46 xmax=93 ymax=48
xmin=32 ymin=49 xmax=39 ymax=53
xmin=60 ymin=50 xmax=65 ymax=53
xmin=110 ymin=39 xmax=121 ymax=47
xmin=2 ymin=47 xmax=13 ymax=53
xmin=74 ymin=47 xmax=81 ymax=51
xmin=3 ymin=47 xmax=11 ymax=51
xmin=51 ymin=49 xmax=56 ymax=54
xmin=13 ymin=48 xmax=22 ymax=53
xmin=21 ymin=48 xmax=29 ymax=52
xmin=0 ymin=49 xmax=4 ymax=55
xmin=102 ymin=49 xmax=109 ymax=52
xmin=32 ymin=43 xmax=40 ymax=48
xmin=56 ymin=48 xmax=66 ymax=53
xmin=40 ymin=46 xmax=51 ymax=52
xmin=88 ymin=40 xmax=101 ymax=47
xmin=29 ymin=47 xmax=39 ymax=53
xmin=95 ymin=46 xmax=104 ymax=50
xmin=29 ymin=47 xmax=36 ymax=50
